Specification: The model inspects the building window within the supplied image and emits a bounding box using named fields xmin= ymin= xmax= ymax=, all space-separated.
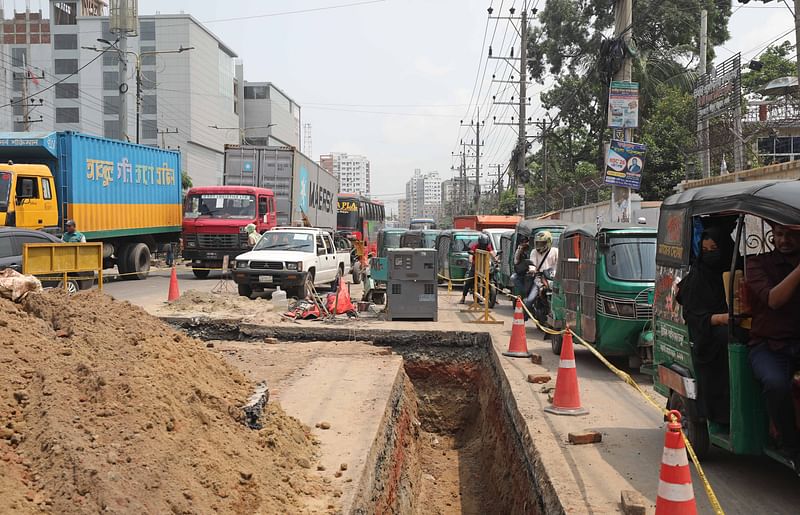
xmin=55 ymin=82 xmax=79 ymax=99
xmin=140 ymin=46 xmax=156 ymax=66
xmin=244 ymin=86 xmax=268 ymax=99
xmin=54 ymin=59 xmax=78 ymax=75
xmin=53 ymin=2 xmax=77 ymax=25
xmin=11 ymin=47 xmax=26 ymax=67
xmin=140 ymin=20 xmax=156 ymax=41
xmin=141 ymin=70 xmax=156 ymax=90
xmin=11 ymin=97 xmax=23 ymax=117
xmin=142 ymin=95 xmax=157 ymax=115
xmin=758 ymin=136 xmax=800 ymax=164
xmin=104 ymin=120 xmax=120 ymax=140
xmin=103 ymin=51 xmax=119 ymax=66
xmin=142 ymin=125 xmax=158 ymax=140
xmin=53 ymin=34 xmax=77 ymax=50
xmin=103 ymin=96 xmax=120 ymax=115
xmin=56 ymin=107 xmax=79 ymax=123
xmin=103 ymin=71 xmax=119 ymax=90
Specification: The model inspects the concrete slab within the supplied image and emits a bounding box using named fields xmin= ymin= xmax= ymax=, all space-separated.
xmin=276 ymin=353 xmax=404 ymax=511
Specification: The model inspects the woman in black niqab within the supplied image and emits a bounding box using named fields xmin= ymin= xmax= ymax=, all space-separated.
xmin=676 ymin=223 xmax=739 ymax=425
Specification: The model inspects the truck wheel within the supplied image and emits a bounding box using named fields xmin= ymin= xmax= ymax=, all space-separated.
xmin=668 ymin=392 xmax=710 ymax=459
xmin=57 ymin=279 xmax=80 ymax=295
xmin=351 ymin=261 xmax=362 ymax=284
xmin=116 ymin=244 xmax=133 ymax=277
xmin=127 ymin=243 xmax=151 ymax=280
xmin=238 ymin=283 xmax=252 ymax=298
xmin=297 ymin=273 xmax=314 ymax=299
xmin=192 ymin=268 xmax=210 ymax=279
xmin=551 ymin=332 xmax=563 ymax=355
xmin=330 ymin=266 xmax=342 ymax=289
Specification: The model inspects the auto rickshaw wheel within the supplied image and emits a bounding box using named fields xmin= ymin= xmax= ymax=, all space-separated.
xmin=372 ymin=291 xmax=386 ymax=305
xmin=668 ymin=391 xmax=710 ymax=459
xmin=551 ymin=332 xmax=563 ymax=355
xmin=351 ymin=261 xmax=362 ymax=284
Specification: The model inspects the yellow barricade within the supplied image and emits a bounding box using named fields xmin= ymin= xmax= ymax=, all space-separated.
xmin=22 ymin=242 xmax=104 ymax=292
xmin=462 ymin=249 xmax=502 ymax=324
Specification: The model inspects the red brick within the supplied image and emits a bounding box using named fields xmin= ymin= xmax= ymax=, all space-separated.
xmin=620 ymin=490 xmax=647 ymax=515
xmin=526 ymin=374 xmax=551 ymax=384
xmin=568 ymin=430 xmax=602 ymax=445
xmin=530 ymin=353 xmax=543 ymax=365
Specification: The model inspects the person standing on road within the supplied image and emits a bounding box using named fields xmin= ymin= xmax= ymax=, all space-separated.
xmin=459 ymin=233 xmax=495 ymax=304
xmin=747 ymin=222 xmax=800 ymax=467
xmin=61 ymin=219 xmax=86 ymax=243
xmin=245 ymin=223 xmax=261 ymax=247
xmin=511 ymin=235 xmax=533 ymax=296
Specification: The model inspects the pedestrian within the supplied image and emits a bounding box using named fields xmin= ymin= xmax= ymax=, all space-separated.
xmin=61 ymin=219 xmax=86 ymax=243
xmin=165 ymin=243 xmax=174 ymax=267
xmin=746 ymin=221 xmax=800 ymax=469
xmin=460 ymin=233 xmax=495 ymax=304
xmin=245 ymin=223 xmax=261 ymax=247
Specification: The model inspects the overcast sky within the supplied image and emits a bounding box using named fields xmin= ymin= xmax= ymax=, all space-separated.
xmin=12 ymin=1 xmax=799 ymax=212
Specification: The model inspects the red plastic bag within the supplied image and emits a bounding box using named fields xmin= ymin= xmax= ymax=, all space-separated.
xmin=326 ymin=278 xmax=355 ymax=314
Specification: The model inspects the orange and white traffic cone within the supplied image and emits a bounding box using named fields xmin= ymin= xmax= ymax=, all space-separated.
xmin=502 ymin=298 xmax=531 ymax=358
xmin=655 ymin=410 xmax=697 ymax=515
xmin=544 ymin=329 xmax=588 ymax=416
xmin=167 ymin=266 xmax=180 ymax=302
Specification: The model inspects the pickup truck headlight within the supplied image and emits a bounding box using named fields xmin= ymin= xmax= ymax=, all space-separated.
xmin=236 ymin=260 xmax=249 ymax=269
xmin=285 ymin=262 xmax=303 ymax=271
xmin=186 ymin=240 xmax=196 ymax=248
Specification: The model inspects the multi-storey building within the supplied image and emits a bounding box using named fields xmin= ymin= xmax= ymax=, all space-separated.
xmin=319 ymin=152 xmax=370 ymax=196
xmin=404 ymin=169 xmax=441 ymax=220
xmin=240 ymin=81 xmax=301 ymax=148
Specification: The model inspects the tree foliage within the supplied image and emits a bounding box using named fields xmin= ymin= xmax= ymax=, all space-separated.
xmin=741 ymin=41 xmax=796 ymax=96
xmin=181 ymin=170 xmax=193 ymax=191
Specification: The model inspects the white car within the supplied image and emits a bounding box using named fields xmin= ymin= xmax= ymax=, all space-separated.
xmin=232 ymin=227 xmax=351 ymax=298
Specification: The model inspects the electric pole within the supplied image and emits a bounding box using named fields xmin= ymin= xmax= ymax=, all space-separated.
xmin=517 ymin=3 xmax=528 ymax=216
xmin=460 ymin=111 xmax=484 ymax=214
xmin=698 ymin=9 xmax=710 ymax=178
xmin=157 ymin=127 xmax=179 ymax=149
xmin=110 ymin=0 xmax=139 ymax=142
xmin=611 ymin=0 xmax=633 ymax=223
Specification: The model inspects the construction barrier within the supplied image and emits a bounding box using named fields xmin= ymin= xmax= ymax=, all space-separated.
xmin=544 ymin=329 xmax=588 ymax=416
xmin=656 ymin=410 xmax=698 ymax=515
xmin=502 ymin=298 xmax=531 ymax=357
xmin=488 ymin=282 xmax=723 ymax=514
xmin=461 ymin=249 xmax=502 ymax=324
xmin=22 ymin=242 xmax=103 ymax=292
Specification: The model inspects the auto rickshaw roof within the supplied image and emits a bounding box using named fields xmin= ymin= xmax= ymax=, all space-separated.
xmin=661 ymin=180 xmax=800 ymax=224
xmin=517 ymin=219 xmax=569 ymax=235
xmin=561 ymin=223 xmax=657 ymax=239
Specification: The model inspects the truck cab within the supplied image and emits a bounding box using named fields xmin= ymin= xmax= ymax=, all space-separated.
xmin=182 ymin=186 xmax=277 ymax=278
xmin=0 ymin=163 xmax=59 ymax=231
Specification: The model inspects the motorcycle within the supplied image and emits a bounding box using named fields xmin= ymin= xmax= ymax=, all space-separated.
xmin=527 ymin=269 xmax=554 ymax=329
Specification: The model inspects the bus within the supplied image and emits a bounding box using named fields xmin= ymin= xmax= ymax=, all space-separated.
xmin=409 ymin=218 xmax=437 ymax=230
xmin=337 ymin=194 xmax=386 ymax=257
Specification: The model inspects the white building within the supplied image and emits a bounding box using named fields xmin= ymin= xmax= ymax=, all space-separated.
xmin=405 ymin=168 xmax=441 ymax=220
xmin=240 ymin=81 xmax=301 ymax=148
xmin=319 ymin=152 xmax=371 ymax=196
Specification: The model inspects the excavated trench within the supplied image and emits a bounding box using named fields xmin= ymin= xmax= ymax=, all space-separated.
xmin=175 ymin=320 xmax=557 ymax=514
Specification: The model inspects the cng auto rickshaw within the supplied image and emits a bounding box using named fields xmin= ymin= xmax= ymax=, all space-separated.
xmin=435 ymin=229 xmax=481 ymax=283
xmin=400 ymin=229 xmax=440 ymax=249
xmin=363 ymin=228 xmax=407 ymax=304
xmin=498 ymin=220 xmax=569 ymax=293
xmin=550 ymin=224 xmax=657 ymax=367
xmin=653 ymin=180 xmax=800 ymax=469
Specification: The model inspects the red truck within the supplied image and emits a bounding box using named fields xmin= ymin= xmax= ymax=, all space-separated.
xmin=453 ymin=215 xmax=521 ymax=231
xmin=181 ymin=186 xmax=277 ymax=278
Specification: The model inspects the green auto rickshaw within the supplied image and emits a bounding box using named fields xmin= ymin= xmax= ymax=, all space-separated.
xmin=435 ymin=229 xmax=481 ymax=283
xmin=498 ymin=220 xmax=569 ymax=293
xmin=653 ymin=180 xmax=800 ymax=469
xmin=400 ymin=229 xmax=440 ymax=249
xmin=550 ymin=224 xmax=657 ymax=366
xmin=363 ymin=228 xmax=407 ymax=304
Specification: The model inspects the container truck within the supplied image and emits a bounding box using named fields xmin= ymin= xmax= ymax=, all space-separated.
xmin=223 ymin=145 xmax=338 ymax=229
xmin=181 ymin=185 xmax=277 ymax=278
xmin=0 ymin=131 xmax=182 ymax=279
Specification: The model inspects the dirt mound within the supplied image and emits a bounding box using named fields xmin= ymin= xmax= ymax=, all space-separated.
xmin=161 ymin=290 xmax=286 ymax=324
xmin=0 ymin=290 xmax=333 ymax=514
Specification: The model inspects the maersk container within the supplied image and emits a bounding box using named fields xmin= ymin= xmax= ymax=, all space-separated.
xmin=223 ymin=145 xmax=338 ymax=228
xmin=0 ymin=131 xmax=182 ymax=279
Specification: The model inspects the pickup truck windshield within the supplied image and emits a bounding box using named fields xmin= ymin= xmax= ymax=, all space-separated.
xmin=604 ymin=236 xmax=657 ymax=282
xmin=0 ymin=171 xmax=11 ymax=212
xmin=254 ymin=231 xmax=314 ymax=253
xmin=184 ymin=194 xmax=255 ymax=219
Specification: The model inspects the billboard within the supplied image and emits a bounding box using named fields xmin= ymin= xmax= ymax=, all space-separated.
xmin=694 ymin=53 xmax=741 ymax=121
xmin=604 ymin=139 xmax=646 ymax=190
xmin=608 ymin=81 xmax=639 ymax=128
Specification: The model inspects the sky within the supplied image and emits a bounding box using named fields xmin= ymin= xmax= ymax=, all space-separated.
xmin=9 ymin=0 xmax=799 ymax=213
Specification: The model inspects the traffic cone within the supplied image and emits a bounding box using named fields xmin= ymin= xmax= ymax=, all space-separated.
xmin=544 ymin=329 xmax=588 ymax=416
xmin=502 ymin=298 xmax=531 ymax=358
xmin=655 ymin=410 xmax=697 ymax=515
xmin=167 ymin=266 xmax=180 ymax=302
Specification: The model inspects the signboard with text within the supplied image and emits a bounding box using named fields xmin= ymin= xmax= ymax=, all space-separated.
xmin=694 ymin=53 xmax=741 ymax=121
xmin=604 ymin=139 xmax=646 ymax=190
xmin=608 ymin=81 xmax=639 ymax=128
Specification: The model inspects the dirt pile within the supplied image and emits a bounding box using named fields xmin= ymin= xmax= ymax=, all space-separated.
xmin=161 ymin=290 xmax=286 ymax=324
xmin=0 ymin=290 xmax=333 ymax=514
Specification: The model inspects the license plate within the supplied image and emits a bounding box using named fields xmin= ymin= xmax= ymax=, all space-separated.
xmin=206 ymin=252 xmax=219 ymax=258
xmin=259 ymin=275 xmax=273 ymax=283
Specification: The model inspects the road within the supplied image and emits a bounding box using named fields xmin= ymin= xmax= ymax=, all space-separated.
xmin=100 ymin=274 xmax=800 ymax=513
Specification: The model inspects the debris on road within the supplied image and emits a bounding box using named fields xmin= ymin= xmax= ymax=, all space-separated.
xmin=527 ymin=374 xmax=551 ymax=384
xmin=568 ymin=431 xmax=603 ymax=445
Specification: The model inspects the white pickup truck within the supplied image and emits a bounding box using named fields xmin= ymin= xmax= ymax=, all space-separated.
xmin=232 ymin=227 xmax=351 ymax=298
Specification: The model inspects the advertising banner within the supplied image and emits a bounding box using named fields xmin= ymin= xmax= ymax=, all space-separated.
xmin=608 ymin=81 xmax=639 ymax=128
xmin=604 ymin=139 xmax=646 ymax=190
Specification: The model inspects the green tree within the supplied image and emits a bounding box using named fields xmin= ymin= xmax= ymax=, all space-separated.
xmin=181 ymin=170 xmax=193 ymax=191
xmin=741 ymin=41 xmax=796 ymax=95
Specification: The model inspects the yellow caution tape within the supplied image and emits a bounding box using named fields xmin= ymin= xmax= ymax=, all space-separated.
xmin=490 ymin=283 xmax=724 ymax=514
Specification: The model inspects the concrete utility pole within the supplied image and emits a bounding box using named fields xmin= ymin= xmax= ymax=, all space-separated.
xmin=796 ymin=0 xmax=800 ymax=83
xmin=534 ymin=119 xmax=550 ymax=212
xmin=611 ymin=0 xmax=633 ymax=224
xmin=474 ymin=109 xmax=481 ymax=215
xmin=461 ymin=142 xmax=467 ymax=215
xmin=698 ymin=9 xmax=711 ymax=178
xmin=516 ymin=1 xmax=528 ymax=217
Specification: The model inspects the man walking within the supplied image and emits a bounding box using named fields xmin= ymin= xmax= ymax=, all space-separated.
xmin=61 ymin=220 xmax=86 ymax=243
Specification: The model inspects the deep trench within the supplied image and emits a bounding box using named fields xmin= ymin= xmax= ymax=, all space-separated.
xmin=175 ymin=320 xmax=549 ymax=515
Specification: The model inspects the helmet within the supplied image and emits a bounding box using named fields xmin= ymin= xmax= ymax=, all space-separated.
xmin=534 ymin=231 xmax=552 ymax=252
xmin=478 ymin=233 xmax=491 ymax=249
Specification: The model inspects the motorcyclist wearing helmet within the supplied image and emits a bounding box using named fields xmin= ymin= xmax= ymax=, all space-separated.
xmin=524 ymin=231 xmax=558 ymax=316
xmin=460 ymin=233 xmax=496 ymax=304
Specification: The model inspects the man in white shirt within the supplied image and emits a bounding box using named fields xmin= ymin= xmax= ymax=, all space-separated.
xmin=524 ymin=231 xmax=558 ymax=317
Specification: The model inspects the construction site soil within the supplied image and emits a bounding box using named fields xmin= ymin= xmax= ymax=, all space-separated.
xmin=0 ymin=290 xmax=335 ymax=514
xmin=159 ymin=290 xmax=286 ymax=325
